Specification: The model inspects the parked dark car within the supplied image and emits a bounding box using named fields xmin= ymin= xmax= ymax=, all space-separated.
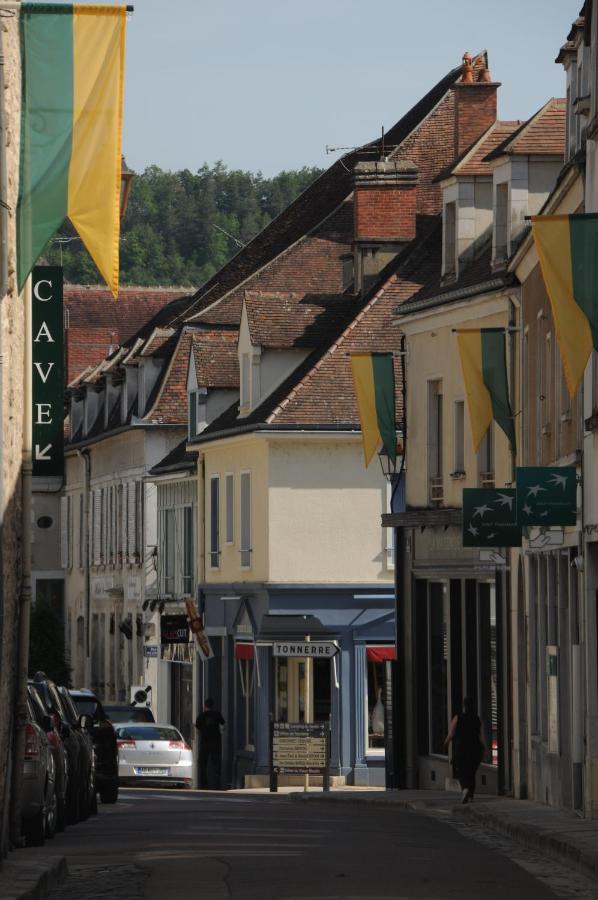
xmin=103 ymin=704 xmax=155 ymax=724
xmin=27 ymin=683 xmax=68 ymax=831
xmin=70 ymin=690 xmax=119 ymax=804
xmin=30 ymin=673 xmax=93 ymax=824
xmin=22 ymin=693 xmax=57 ymax=845
xmin=58 ymin=686 xmax=97 ymax=815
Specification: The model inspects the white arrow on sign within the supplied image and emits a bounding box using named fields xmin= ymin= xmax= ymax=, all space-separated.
xmin=528 ymin=529 xmax=564 ymax=550
xmin=479 ymin=550 xmax=507 ymax=566
xmin=34 ymin=443 xmax=52 ymax=461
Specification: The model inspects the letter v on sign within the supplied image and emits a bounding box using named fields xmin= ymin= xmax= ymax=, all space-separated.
xmin=31 ymin=266 xmax=64 ymax=478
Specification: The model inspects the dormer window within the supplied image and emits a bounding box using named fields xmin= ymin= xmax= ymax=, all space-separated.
xmin=443 ymin=201 xmax=457 ymax=277
xmin=188 ymin=387 xmax=207 ymax=439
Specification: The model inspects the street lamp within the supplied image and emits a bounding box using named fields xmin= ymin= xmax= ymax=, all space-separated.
xmin=120 ymin=155 xmax=135 ymax=221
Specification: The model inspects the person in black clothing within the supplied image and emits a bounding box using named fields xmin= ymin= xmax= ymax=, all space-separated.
xmin=195 ymin=698 xmax=225 ymax=790
xmin=445 ymin=697 xmax=485 ymax=803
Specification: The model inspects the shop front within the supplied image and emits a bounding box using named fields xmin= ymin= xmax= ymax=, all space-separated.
xmin=199 ymin=587 xmax=396 ymax=788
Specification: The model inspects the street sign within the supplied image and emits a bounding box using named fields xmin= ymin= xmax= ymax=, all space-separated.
xmin=462 ymin=488 xmax=521 ymax=548
xmin=272 ymin=722 xmax=328 ymax=775
xmin=516 ymin=467 xmax=577 ymax=526
xmin=272 ymin=641 xmax=339 ymax=658
xmin=143 ymin=645 xmax=159 ymax=658
xmin=31 ymin=266 xmax=64 ymax=478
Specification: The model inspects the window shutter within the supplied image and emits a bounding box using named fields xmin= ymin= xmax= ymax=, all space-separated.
xmin=225 ymin=474 xmax=234 ymax=543
xmin=78 ymin=493 xmax=84 ymax=568
xmin=240 ymin=472 xmax=251 ymax=568
xmin=136 ymin=480 xmax=143 ymax=562
xmin=92 ymin=489 xmax=101 ymax=566
xmin=127 ymin=482 xmax=136 ymax=562
xmin=60 ymin=496 xmax=68 ymax=569
xmin=120 ymin=483 xmax=127 ymax=560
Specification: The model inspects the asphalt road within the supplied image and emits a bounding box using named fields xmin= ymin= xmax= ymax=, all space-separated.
xmin=42 ymin=789 xmax=598 ymax=900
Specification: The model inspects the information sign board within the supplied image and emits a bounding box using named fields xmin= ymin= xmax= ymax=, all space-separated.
xmin=272 ymin=642 xmax=338 ymax=658
xmin=272 ymin=722 xmax=328 ymax=775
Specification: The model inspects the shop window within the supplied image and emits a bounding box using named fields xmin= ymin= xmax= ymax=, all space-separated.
xmin=365 ymin=646 xmax=394 ymax=754
xmin=429 ymin=582 xmax=448 ymax=755
xmin=478 ymin=582 xmax=498 ymax=766
xmin=237 ymin=654 xmax=255 ymax=751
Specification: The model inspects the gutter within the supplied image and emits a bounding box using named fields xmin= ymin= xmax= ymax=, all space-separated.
xmin=395 ymin=276 xmax=510 ymax=318
xmin=66 ymin=420 xmax=183 ymax=453
xmin=187 ymin=422 xmax=364 ymax=448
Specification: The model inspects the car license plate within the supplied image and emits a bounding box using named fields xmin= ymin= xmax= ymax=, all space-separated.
xmin=134 ymin=767 xmax=169 ymax=776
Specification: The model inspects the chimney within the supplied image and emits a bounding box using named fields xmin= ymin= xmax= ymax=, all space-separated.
xmin=453 ymin=52 xmax=499 ymax=156
xmin=353 ymin=159 xmax=419 ymax=294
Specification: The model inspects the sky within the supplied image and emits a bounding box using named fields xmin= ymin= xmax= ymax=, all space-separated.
xmin=115 ymin=0 xmax=581 ymax=177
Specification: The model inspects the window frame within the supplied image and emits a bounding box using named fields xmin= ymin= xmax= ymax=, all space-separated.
xmin=225 ymin=473 xmax=234 ymax=545
xmin=240 ymin=470 xmax=252 ymax=569
xmin=209 ymin=475 xmax=220 ymax=569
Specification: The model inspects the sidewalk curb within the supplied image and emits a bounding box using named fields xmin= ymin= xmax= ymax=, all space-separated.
xmin=0 ymin=854 xmax=67 ymax=900
xmin=459 ymin=805 xmax=598 ymax=883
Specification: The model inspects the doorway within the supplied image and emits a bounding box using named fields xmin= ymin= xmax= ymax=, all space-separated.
xmin=274 ymin=657 xmax=331 ymax=723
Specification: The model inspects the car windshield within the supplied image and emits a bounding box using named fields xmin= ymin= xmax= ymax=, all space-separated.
xmin=105 ymin=707 xmax=154 ymax=723
xmin=72 ymin=698 xmax=102 ymax=719
xmin=115 ymin=726 xmax=182 ymax=742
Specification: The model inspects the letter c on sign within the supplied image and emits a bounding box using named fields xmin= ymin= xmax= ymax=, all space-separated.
xmin=33 ymin=280 xmax=53 ymax=302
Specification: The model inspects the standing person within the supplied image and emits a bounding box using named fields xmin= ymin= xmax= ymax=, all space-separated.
xmin=195 ymin=698 xmax=225 ymax=790
xmin=445 ymin=697 xmax=485 ymax=803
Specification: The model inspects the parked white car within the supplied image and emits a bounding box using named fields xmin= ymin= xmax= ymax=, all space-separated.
xmin=115 ymin=723 xmax=192 ymax=787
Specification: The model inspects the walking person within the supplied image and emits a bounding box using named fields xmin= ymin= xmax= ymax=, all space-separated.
xmin=445 ymin=697 xmax=485 ymax=803
xmin=195 ymin=698 xmax=225 ymax=790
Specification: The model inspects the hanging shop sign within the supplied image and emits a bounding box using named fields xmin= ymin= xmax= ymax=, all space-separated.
xmin=272 ymin=641 xmax=339 ymax=658
xmin=272 ymin=722 xmax=328 ymax=775
xmin=516 ymin=467 xmax=577 ymax=527
xmin=160 ymin=614 xmax=189 ymax=645
xmin=31 ymin=266 xmax=64 ymax=478
xmin=462 ymin=488 xmax=521 ymax=548
xmin=185 ymin=599 xmax=214 ymax=660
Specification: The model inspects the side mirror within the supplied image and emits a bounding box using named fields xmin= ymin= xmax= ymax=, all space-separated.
xmin=79 ymin=714 xmax=92 ymax=731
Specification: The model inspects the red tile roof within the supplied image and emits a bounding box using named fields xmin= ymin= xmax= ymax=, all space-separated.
xmin=244 ymin=290 xmax=357 ymax=349
xmin=191 ymin=329 xmax=239 ymax=388
xmin=451 ymin=121 xmax=522 ymax=176
xmin=484 ymin=99 xmax=566 ymax=161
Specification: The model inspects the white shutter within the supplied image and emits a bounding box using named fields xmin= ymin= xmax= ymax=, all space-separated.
xmin=127 ymin=481 xmax=136 ymax=562
xmin=92 ymin=489 xmax=101 ymax=566
xmin=120 ymin=483 xmax=127 ymax=561
xmin=67 ymin=495 xmax=73 ymax=569
xmin=109 ymin=486 xmax=115 ymax=564
xmin=60 ymin=496 xmax=68 ymax=569
xmin=78 ymin=493 xmax=84 ymax=568
xmin=136 ymin=480 xmax=143 ymax=563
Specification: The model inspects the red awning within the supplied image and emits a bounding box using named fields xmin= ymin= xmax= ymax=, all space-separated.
xmin=235 ymin=643 xmax=255 ymax=660
xmin=366 ymin=646 xmax=396 ymax=662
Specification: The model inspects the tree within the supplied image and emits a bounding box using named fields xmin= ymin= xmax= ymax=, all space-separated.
xmin=42 ymin=162 xmax=324 ymax=288
xmin=29 ymin=595 xmax=71 ymax=686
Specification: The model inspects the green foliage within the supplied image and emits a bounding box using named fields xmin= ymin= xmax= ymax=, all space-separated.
xmin=29 ymin=594 xmax=71 ymax=687
xmin=43 ymin=163 xmax=324 ymax=288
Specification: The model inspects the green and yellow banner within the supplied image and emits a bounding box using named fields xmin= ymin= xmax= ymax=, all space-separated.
xmin=531 ymin=213 xmax=598 ymax=398
xmin=17 ymin=3 xmax=126 ymax=297
xmin=350 ymin=352 xmax=397 ymax=467
xmin=457 ymin=327 xmax=515 ymax=452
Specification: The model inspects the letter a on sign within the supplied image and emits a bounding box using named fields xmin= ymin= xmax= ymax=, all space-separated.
xmin=32 ymin=266 xmax=64 ymax=478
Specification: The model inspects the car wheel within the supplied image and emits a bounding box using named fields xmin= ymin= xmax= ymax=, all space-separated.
xmin=99 ymin=780 xmax=119 ymax=804
xmin=24 ymin=807 xmax=46 ymax=847
xmin=45 ymin=791 xmax=57 ymax=839
xmin=56 ymin=797 xmax=66 ymax=832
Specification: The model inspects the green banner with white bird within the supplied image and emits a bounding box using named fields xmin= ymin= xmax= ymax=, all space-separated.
xmin=516 ymin=467 xmax=577 ymax=527
xmin=462 ymin=488 xmax=521 ymax=548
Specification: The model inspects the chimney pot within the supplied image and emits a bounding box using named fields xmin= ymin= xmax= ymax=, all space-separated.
xmin=477 ymin=65 xmax=492 ymax=83
xmin=462 ymin=51 xmax=474 ymax=84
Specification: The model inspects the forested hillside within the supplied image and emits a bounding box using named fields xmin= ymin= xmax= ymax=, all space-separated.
xmin=45 ymin=163 xmax=324 ymax=288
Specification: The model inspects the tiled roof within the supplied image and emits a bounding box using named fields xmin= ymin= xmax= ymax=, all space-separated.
xmin=143 ymin=328 xmax=194 ymax=425
xmin=484 ymin=98 xmax=566 ymax=161
xmin=64 ymin=286 xmax=187 ymax=383
xmin=194 ymin=223 xmax=442 ymax=439
xmin=191 ymin=329 xmax=239 ymax=388
xmin=244 ymin=290 xmax=359 ymax=349
xmin=451 ymin=121 xmax=522 ymax=177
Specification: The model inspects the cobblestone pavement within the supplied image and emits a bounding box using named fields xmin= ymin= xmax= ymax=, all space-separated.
xmin=45 ymin=863 xmax=147 ymax=900
xmin=427 ymin=805 xmax=598 ymax=899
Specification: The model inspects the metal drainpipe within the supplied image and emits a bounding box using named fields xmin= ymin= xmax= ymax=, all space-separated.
xmin=77 ymin=449 xmax=91 ymax=669
xmin=0 ymin=28 xmax=9 ymax=854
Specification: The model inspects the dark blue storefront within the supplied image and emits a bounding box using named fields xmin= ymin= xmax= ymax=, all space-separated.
xmin=199 ymin=584 xmax=396 ymax=788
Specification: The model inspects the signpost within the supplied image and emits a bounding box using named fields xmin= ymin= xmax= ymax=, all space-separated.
xmin=31 ymin=266 xmax=63 ymax=480
xmin=270 ymin=720 xmax=330 ymax=792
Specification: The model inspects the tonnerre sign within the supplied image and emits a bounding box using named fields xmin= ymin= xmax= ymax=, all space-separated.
xmin=32 ymin=266 xmax=64 ymax=478
xmin=272 ymin=641 xmax=338 ymax=658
